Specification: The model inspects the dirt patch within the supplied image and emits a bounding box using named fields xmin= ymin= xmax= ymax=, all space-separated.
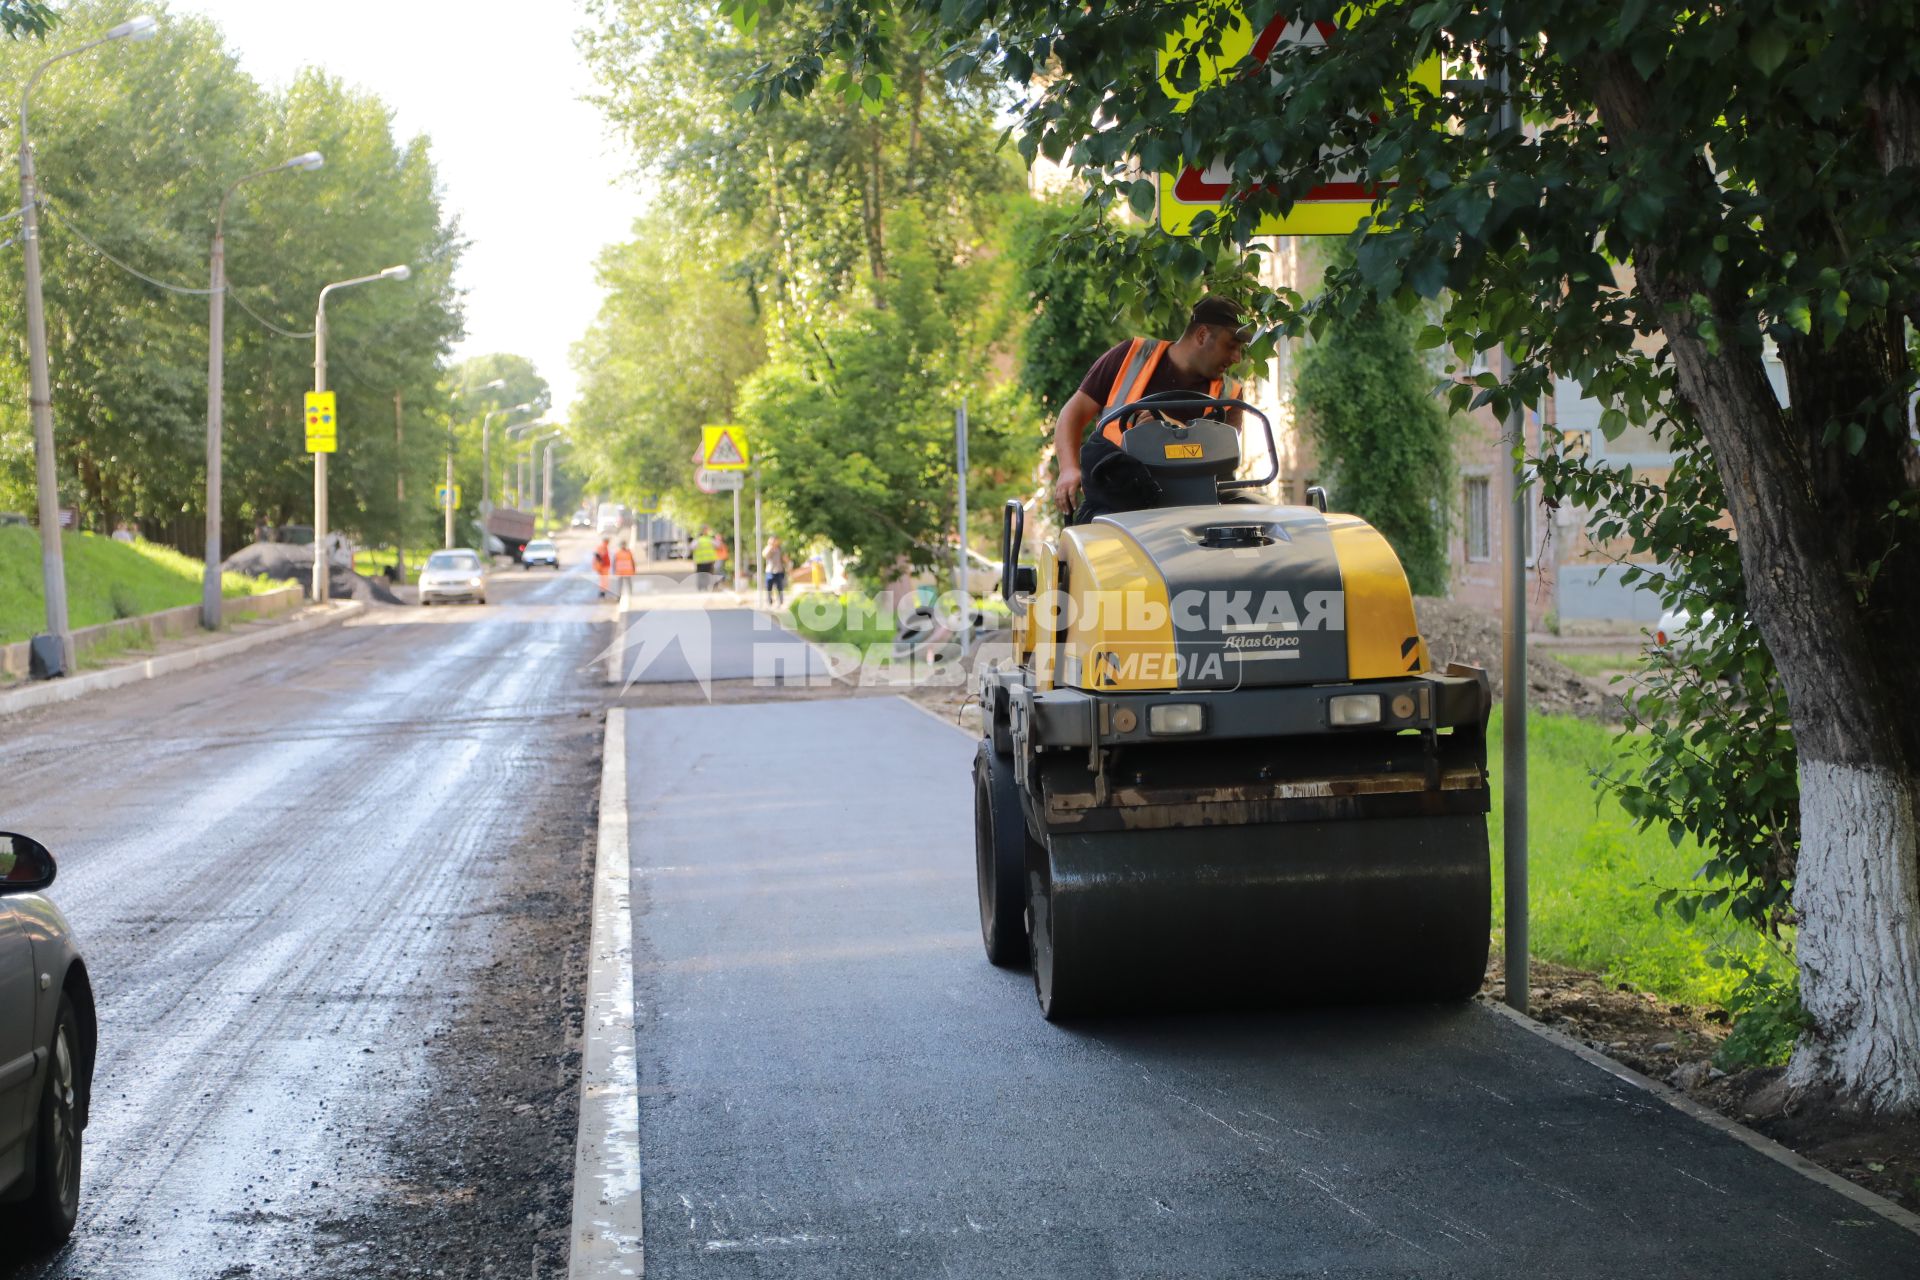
xmin=1415 ymin=596 xmax=1622 ymax=720
xmin=307 ymin=711 xmax=602 ymax=1278
xmin=1487 ymin=955 xmax=1920 ymax=1215
xmin=224 ymin=541 xmax=404 ymax=605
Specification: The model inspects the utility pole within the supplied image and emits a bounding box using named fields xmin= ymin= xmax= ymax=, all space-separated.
xmin=19 ymin=17 xmax=160 ymax=676
xmin=541 ymin=441 xmax=553 ymax=536
xmin=203 ymin=150 xmax=323 ymax=632
xmin=444 ymin=421 xmax=456 ymax=550
xmin=752 ymin=475 xmax=762 ymax=603
xmin=1495 ymin=28 xmax=1530 ymax=1014
xmin=393 ymin=390 xmax=407 ymax=584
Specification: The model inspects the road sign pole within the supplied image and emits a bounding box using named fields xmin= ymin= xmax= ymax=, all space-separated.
xmin=752 ymin=475 xmax=762 ymax=602
xmin=444 ymin=450 xmax=455 ymax=549
xmin=1496 ymin=26 xmax=1530 ymax=1015
xmin=731 ymin=486 xmax=744 ymax=593
xmin=313 ymin=306 xmax=329 ymax=604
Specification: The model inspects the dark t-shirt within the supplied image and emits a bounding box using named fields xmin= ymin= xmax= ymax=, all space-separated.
xmin=1072 ymin=339 xmax=1240 ymax=518
xmin=1076 ymin=340 xmax=1219 ymax=408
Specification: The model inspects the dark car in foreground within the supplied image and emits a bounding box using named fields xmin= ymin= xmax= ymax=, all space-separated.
xmin=1 ymin=833 xmax=96 ymax=1250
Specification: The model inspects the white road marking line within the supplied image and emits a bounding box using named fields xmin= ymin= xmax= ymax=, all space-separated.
xmin=570 ymin=710 xmax=645 ymax=1277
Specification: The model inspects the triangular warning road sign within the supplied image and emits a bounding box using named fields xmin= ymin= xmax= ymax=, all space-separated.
xmin=700 ymin=424 xmax=750 ymax=470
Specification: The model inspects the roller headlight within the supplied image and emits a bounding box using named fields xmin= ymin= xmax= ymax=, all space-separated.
xmin=1328 ymin=694 xmax=1382 ymax=727
xmin=1147 ymin=703 xmax=1205 ymax=735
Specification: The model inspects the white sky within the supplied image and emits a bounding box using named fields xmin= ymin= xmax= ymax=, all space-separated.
xmin=173 ymin=0 xmax=652 ymax=413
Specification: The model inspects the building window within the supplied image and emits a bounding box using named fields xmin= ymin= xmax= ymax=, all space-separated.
xmin=1465 ymin=477 xmax=1491 ymax=561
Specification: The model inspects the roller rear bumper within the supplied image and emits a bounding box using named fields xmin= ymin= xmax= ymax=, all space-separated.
xmin=1010 ymin=667 xmax=1489 ymax=751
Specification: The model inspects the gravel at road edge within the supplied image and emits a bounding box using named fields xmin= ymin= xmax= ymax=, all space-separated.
xmin=305 ymin=710 xmax=602 ymax=1279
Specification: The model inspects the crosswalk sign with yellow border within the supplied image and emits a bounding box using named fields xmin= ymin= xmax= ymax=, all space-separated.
xmin=304 ymin=390 xmax=338 ymax=454
xmin=1157 ymin=7 xmax=1439 ymax=237
xmin=699 ymin=424 xmax=750 ymax=471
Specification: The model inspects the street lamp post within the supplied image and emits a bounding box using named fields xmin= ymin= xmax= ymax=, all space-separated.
xmin=481 ymin=401 xmax=534 ymax=510
xmin=529 ymin=432 xmax=565 ymax=535
xmin=504 ymin=418 xmax=546 ymax=508
xmin=449 ymin=378 xmax=506 ymax=549
xmin=18 ymin=14 xmax=159 ymax=676
xmin=201 ymin=149 xmax=323 ymax=631
xmin=311 ymin=264 xmax=410 ymax=603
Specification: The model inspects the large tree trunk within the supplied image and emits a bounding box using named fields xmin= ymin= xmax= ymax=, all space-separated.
xmin=1588 ymin=57 xmax=1920 ymax=1111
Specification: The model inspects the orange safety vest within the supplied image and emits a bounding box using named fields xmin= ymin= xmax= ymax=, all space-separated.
xmin=1098 ymin=338 xmax=1243 ymax=447
xmin=613 ymin=547 xmax=636 ymax=576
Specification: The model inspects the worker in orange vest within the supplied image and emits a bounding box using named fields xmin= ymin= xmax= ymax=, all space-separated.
xmin=613 ymin=541 xmax=637 ymax=582
xmin=1049 ymin=295 xmax=1248 ymax=521
xmin=593 ymin=538 xmax=612 ymax=598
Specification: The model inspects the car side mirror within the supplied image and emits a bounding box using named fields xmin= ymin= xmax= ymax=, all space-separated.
xmin=0 ymin=832 xmax=56 ymax=893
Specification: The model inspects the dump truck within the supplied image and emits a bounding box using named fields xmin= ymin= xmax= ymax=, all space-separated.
xmin=974 ymin=392 xmax=1492 ymax=1019
xmin=485 ymin=506 xmax=537 ymax=562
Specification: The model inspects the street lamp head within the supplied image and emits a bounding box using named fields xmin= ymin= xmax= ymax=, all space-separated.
xmin=380 ymin=264 xmax=411 ymax=281
xmin=510 ymin=402 xmax=536 ymax=415
xmin=107 ymin=15 xmax=159 ymax=41
xmin=290 ymin=151 xmax=325 ymax=172
xmin=483 ymin=378 xmax=507 ymax=392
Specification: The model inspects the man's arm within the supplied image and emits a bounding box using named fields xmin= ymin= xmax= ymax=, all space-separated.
xmin=1052 ymin=390 xmax=1101 ymax=513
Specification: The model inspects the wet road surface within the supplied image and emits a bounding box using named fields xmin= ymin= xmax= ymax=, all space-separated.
xmin=621 ymin=696 xmax=1920 ymax=1279
xmin=0 ymin=561 xmax=608 ymax=1278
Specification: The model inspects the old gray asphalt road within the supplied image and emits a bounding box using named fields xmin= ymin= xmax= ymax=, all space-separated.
xmin=0 ymin=564 xmax=607 ymax=1279
xmin=624 ymin=696 xmax=1920 ymax=1279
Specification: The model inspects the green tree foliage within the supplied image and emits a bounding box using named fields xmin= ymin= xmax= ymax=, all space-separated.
xmin=581 ymin=0 xmax=1016 ymax=325
xmin=737 ymin=210 xmax=1033 ymax=578
xmin=1008 ymin=201 xmax=1131 ymax=417
xmin=0 ymin=1 xmax=462 ymax=558
xmin=724 ymin=0 xmax=1920 ymax=1108
xmin=576 ymin=0 xmax=1032 ymax=562
xmin=0 ymin=0 xmax=54 ymax=39
xmin=1294 ymin=277 xmax=1454 ymax=596
xmin=569 ymin=214 xmax=767 ymax=533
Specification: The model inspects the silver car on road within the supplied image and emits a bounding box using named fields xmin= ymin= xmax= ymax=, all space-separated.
xmin=418 ymin=548 xmax=490 ymax=606
xmin=1 ymin=833 xmax=96 ymax=1250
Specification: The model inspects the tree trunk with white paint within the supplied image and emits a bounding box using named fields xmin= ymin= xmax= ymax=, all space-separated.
xmin=1589 ymin=55 xmax=1920 ymax=1112
xmin=1788 ymin=763 xmax=1920 ymax=1110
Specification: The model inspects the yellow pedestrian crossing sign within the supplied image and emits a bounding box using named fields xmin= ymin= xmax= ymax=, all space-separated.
xmin=637 ymin=492 xmax=662 ymax=515
xmin=437 ymin=484 xmax=461 ymax=510
xmin=304 ymin=390 xmax=338 ymax=454
xmin=699 ymin=424 xmax=750 ymax=471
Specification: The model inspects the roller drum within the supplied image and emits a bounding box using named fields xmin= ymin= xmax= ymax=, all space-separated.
xmin=1031 ymin=816 xmax=1489 ymax=1018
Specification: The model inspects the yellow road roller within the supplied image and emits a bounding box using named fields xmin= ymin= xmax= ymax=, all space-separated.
xmin=973 ymin=392 xmax=1492 ymax=1019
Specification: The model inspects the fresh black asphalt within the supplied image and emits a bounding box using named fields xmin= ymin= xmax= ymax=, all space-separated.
xmin=623 ymin=696 xmax=1920 ymax=1278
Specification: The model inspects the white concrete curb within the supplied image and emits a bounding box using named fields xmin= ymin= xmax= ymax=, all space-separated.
xmin=0 ymin=599 xmax=365 ymax=719
xmin=1481 ymin=997 xmax=1920 ymax=1239
xmin=570 ymin=709 xmax=644 ymax=1277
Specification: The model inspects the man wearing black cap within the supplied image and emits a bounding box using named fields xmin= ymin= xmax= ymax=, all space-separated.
xmin=1051 ymin=295 xmax=1250 ymax=519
